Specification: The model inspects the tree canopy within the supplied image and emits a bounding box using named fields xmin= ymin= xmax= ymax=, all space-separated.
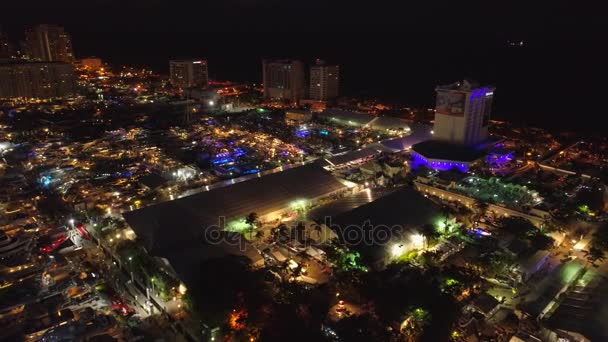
xmin=591 ymin=223 xmax=608 ymax=251
xmin=497 ymin=217 xmax=537 ymax=237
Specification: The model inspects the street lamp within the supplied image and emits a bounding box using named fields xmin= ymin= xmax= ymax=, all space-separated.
xmin=128 ymin=256 xmax=134 ymax=282
xmin=150 ymin=277 xmax=156 ymax=298
xmin=411 ymin=234 xmax=424 ymax=249
xmin=391 ymin=244 xmax=404 ymax=258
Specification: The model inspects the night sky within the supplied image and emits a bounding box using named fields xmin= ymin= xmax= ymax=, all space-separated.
xmin=3 ymin=1 xmax=606 ymax=133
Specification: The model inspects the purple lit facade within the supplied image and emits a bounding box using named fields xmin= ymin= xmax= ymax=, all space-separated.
xmin=411 ymin=151 xmax=470 ymax=172
xmin=486 ymin=150 xmax=513 ymax=171
xmin=486 ymin=151 xmax=513 ymax=164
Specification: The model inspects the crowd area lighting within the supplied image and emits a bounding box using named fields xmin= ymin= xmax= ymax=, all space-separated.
xmin=411 ymin=233 xmax=424 ymax=249
xmin=391 ymin=244 xmax=404 ymax=257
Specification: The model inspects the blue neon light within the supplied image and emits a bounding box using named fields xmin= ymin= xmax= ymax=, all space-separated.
xmin=40 ymin=175 xmax=52 ymax=187
xmin=233 ymin=148 xmax=246 ymax=157
xmin=411 ymin=152 xmax=468 ymax=172
xmin=212 ymin=157 xmax=235 ymax=165
xmin=295 ymin=130 xmax=310 ymax=137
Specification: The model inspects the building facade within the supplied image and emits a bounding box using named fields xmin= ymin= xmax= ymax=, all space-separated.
xmin=169 ymin=59 xmax=209 ymax=88
xmin=262 ymin=59 xmax=305 ymax=103
xmin=0 ymin=62 xmax=76 ymax=99
xmin=433 ymin=80 xmax=495 ymax=146
xmin=23 ymin=25 xmax=74 ymax=63
xmin=79 ymin=57 xmax=103 ymax=70
xmin=0 ymin=29 xmax=14 ymax=60
xmin=309 ymin=60 xmax=339 ymax=101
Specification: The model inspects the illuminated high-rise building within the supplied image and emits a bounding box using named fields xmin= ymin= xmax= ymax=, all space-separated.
xmin=0 ymin=29 xmax=15 ymax=60
xmin=0 ymin=61 xmax=75 ymax=99
xmin=411 ymin=80 xmax=494 ymax=171
xmin=432 ymin=80 xmax=495 ymax=145
xmin=262 ymin=59 xmax=305 ymax=103
xmin=169 ymin=59 xmax=209 ymax=88
xmin=23 ymin=25 xmax=74 ymax=62
xmin=309 ymin=59 xmax=339 ymax=101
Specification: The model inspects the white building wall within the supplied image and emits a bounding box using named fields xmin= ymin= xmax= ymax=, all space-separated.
xmin=433 ymin=113 xmax=466 ymax=143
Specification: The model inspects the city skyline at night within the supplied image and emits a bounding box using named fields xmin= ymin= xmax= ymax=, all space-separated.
xmin=0 ymin=2 xmax=607 ymax=342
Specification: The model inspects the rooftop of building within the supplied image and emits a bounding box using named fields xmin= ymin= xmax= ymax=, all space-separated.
xmin=319 ymin=109 xmax=375 ymax=127
xmin=123 ymin=164 xmax=349 ymax=295
xmin=157 ymin=231 xmax=264 ymax=291
xmin=322 ymin=146 xmax=386 ymax=167
xmin=367 ymin=116 xmax=411 ymax=131
xmin=436 ymin=79 xmax=483 ymax=91
xmin=123 ymin=163 xmax=348 ymax=255
xmin=412 ymin=140 xmax=486 ymax=162
xmin=330 ymin=187 xmax=442 ymax=265
xmin=544 ymin=268 xmax=608 ymax=341
xmin=169 ymin=59 xmax=207 ymax=63
xmin=520 ymin=260 xmax=585 ymax=318
xmin=382 ymin=123 xmax=433 ymax=151
xmin=470 ymin=292 xmax=501 ymax=315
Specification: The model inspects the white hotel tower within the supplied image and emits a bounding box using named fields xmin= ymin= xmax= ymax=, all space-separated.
xmin=433 ymin=80 xmax=495 ymax=146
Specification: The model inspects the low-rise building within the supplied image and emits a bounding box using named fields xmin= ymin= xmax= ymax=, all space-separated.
xmin=123 ymin=164 xmax=352 ymax=297
xmin=0 ymin=231 xmax=33 ymax=262
xmin=468 ymin=292 xmax=501 ymax=318
xmin=285 ymin=109 xmax=312 ymax=124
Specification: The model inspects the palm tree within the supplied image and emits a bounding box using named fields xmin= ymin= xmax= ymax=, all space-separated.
xmin=587 ymin=246 xmax=605 ymax=265
xmin=419 ymin=224 xmax=438 ymax=250
xmin=278 ymin=223 xmax=289 ymax=237
xmin=591 ymin=224 xmax=608 ymax=251
xmin=440 ymin=205 xmax=453 ymax=233
xmin=245 ymin=212 xmax=259 ymax=239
